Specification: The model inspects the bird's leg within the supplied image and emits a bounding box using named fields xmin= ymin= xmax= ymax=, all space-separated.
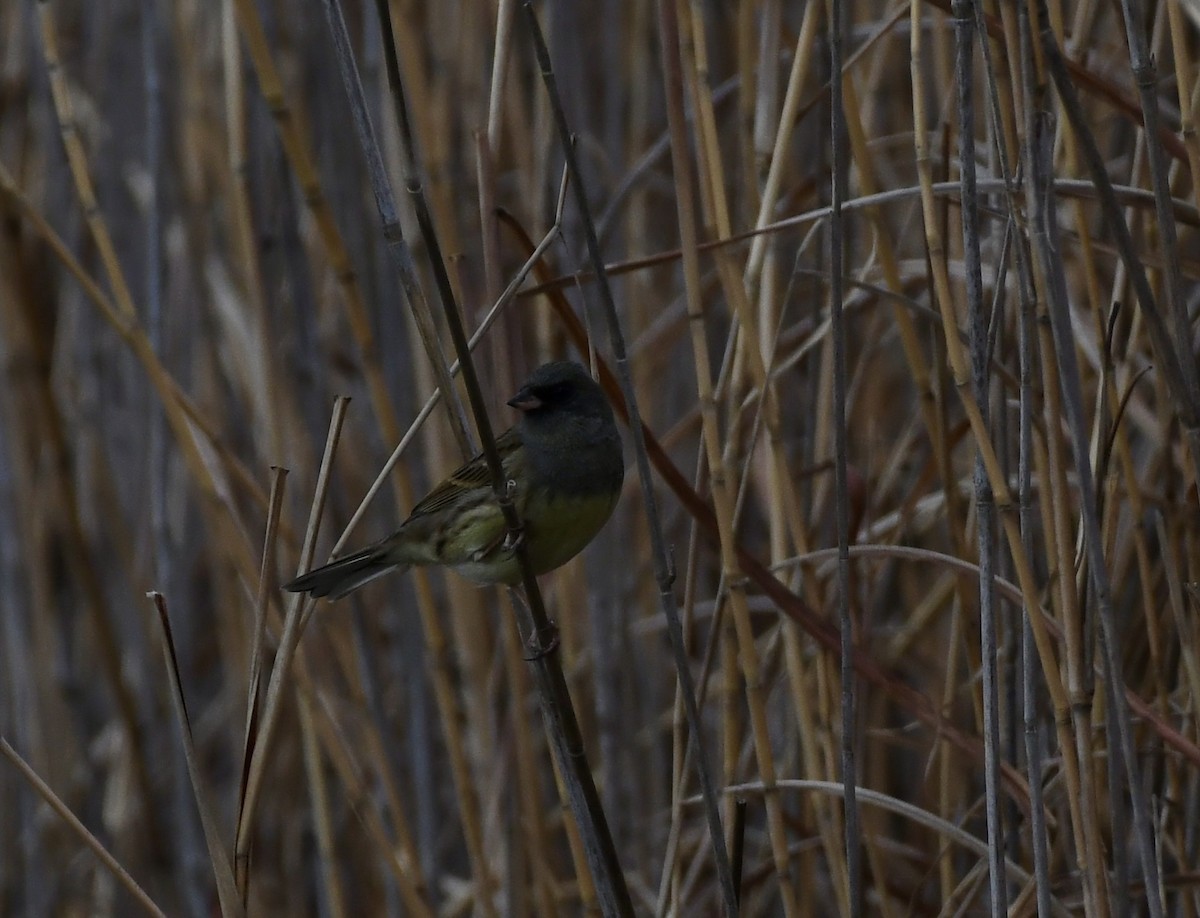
xmin=507 ymin=586 xmax=559 ymax=659
xmin=501 ymin=478 xmax=526 ymax=552
xmin=524 ymin=618 xmax=560 ymax=661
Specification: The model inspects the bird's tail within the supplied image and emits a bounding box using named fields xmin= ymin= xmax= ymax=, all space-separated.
xmin=284 ymin=548 xmax=405 ymax=600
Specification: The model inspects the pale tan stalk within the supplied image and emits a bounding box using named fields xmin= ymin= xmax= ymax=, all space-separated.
xmin=681 ymin=1 xmax=859 ymax=897
xmin=500 ymin=599 xmax=561 ymax=917
xmin=226 ymin=0 xmax=408 ymax=446
xmin=0 ymin=740 xmax=169 ymax=918
xmin=937 ymin=591 xmax=964 ymax=907
xmin=303 ymin=672 xmax=435 ymax=916
xmin=219 ymin=0 xmax=281 ymax=463
xmin=661 ymin=0 xmax=798 ymax=908
xmin=298 ymin=692 xmax=348 ymax=918
xmin=680 ymin=16 xmax=834 ymax=894
xmin=912 ymin=0 xmax=1068 ymax=717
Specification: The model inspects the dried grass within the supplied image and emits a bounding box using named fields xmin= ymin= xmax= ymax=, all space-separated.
xmin=2 ymin=0 xmax=1199 ymax=914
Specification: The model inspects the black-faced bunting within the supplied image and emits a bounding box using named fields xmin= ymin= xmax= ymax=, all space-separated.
xmin=285 ymin=361 xmax=624 ymax=600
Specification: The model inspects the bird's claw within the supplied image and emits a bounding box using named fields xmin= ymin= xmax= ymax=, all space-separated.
xmin=503 ymin=524 xmax=526 ymax=553
xmin=524 ymin=620 xmax=560 ymax=660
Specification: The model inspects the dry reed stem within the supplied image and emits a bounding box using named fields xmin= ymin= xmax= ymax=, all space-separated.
xmin=7 ymin=1 xmax=1200 ymax=914
xmin=0 ymin=740 xmax=169 ymax=918
xmin=658 ymin=0 xmax=798 ymax=910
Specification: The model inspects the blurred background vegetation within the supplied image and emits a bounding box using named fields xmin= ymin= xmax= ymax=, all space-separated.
xmin=3 ymin=0 xmax=1200 ymax=914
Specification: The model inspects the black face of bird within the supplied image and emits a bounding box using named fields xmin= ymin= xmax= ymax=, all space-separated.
xmin=510 ymin=381 xmax=570 ymax=413
xmin=507 ymin=364 xmax=602 ymax=418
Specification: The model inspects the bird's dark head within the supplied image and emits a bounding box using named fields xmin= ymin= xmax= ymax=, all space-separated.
xmin=507 ymin=361 xmax=623 ymax=494
xmin=506 ymin=361 xmax=610 ymax=421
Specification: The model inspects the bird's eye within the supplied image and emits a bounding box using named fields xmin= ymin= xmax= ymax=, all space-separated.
xmin=543 ymin=382 xmax=572 ymax=401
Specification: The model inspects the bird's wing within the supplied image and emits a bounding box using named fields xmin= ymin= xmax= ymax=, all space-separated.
xmin=407 ymin=426 xmax=524 ymax=518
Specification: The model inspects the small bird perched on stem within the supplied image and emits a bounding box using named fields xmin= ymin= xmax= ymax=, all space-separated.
xmin=285 ymin=361 xmax=625 ymax=600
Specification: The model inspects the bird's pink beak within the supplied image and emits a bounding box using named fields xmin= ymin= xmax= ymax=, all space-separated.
xmin=507 ymin=390 xmax=542 ymax=412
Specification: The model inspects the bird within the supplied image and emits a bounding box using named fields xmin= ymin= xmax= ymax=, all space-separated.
xmin=284 ymin=361 xmax=625 ymax=600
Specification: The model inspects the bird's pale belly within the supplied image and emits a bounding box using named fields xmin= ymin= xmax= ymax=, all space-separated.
xmin=453 ymin=489 xmax=620 ymax=585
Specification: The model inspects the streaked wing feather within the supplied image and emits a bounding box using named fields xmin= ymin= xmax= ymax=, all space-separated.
xmin=407 ymin=427 xmax=524 ymax=518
